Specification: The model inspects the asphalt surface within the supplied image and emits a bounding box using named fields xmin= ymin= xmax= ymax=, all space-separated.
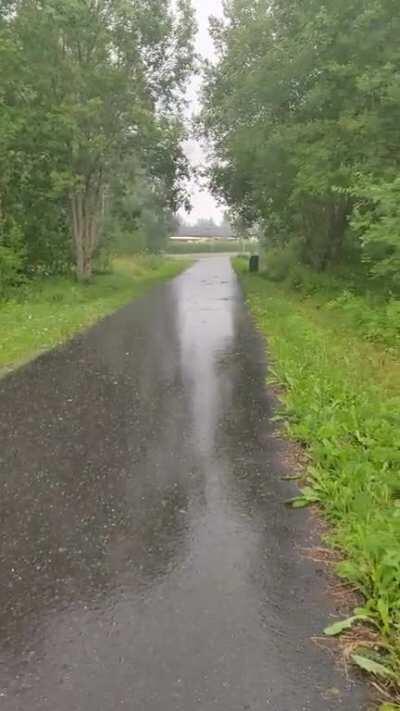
xmin=0 ymin=257 xmax=366 ymax=710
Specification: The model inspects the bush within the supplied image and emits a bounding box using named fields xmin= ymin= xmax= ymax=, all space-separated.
xmin=0 ymin=223 xmax=26 ymax=299
xmin=351 ymin=174 xmax=400 ymax=285
xmin=263 ymin=244 xmax=300 ymax=282
xmin=93 ymin=245 xmax=113 ymax=275
xmin=325 ymin=291 xmax=400 ymax=348
xmin=263 ymin=245 xmax=352 ymax=296
xmin=285 ymin=266 xmax=356 ymax=297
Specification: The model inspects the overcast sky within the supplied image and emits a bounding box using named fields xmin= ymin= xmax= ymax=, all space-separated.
xmin=179 ymin=0 xmax=225 ymax=225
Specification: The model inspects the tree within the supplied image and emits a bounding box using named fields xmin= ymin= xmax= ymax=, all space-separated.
xmin=0 ymin=10 xmax=72 ymax=277
xmin=176 ymin=215 xmax=233 ymax=238
xmin=0 ymin=0 xmax=195 ymax=280
xmin=108 ymin=163 xmax=178 ymax=254
xmin=202 ymin=0 xmax=400 ymax=275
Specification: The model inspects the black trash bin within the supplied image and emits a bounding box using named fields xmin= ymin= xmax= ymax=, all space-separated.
xmin=249 ymin=255 xmax=259 ymax=273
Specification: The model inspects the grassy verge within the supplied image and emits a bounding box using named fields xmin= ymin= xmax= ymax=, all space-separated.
xmin=0 ymin=255 xmax=190 ymax=373
xmin=234 ymin=259 xmax=400 ymax=703
xmin=166 ymin=239 xmax=245 ymax=254
xmin=261 ymin=255 xmax=400 ymax=352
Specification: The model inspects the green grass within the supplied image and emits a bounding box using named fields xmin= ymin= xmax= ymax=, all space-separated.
xmin=261 ymin=255 xmax=400 ymax=352
xmin=166 ymin=239 xmax=245 ymax=254
xmin=234 ymin=259 xmax=400 ymax=697
xmin=0 ymin=255 xmax=190 ymax=373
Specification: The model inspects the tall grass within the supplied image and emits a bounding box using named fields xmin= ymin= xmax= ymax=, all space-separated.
xmin=235 ymin=259 xmax=400 ymax=695
xmin=262 ymin=248 xmax=400 ymax=352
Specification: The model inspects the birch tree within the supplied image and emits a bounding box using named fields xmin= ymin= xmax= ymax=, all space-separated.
xmin=2 ymin=0 xmax=195 ymax=279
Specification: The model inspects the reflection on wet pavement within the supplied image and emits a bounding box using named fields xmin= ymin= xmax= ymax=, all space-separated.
xmin=0 ymin=257 xmax=366 ymax=710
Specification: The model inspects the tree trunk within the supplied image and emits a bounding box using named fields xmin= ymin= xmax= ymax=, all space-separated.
xmin=70 ymin=184 xmax=100 ymax=282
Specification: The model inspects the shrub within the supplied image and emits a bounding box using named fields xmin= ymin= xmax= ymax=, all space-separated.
xmin=351 ymin=174 xmax=400 ymax=285
xmin=325 ymin=292 xmax=400 ymax=348
xmin=0 ymin=223 xmax=26 ymax=299
xmin=263 ymin=244 xmax=300 ymax=282
xmin=93 ymin=245 xmax=113 ymax=275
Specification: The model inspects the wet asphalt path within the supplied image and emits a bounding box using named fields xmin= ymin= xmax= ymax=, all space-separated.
xmin=0 ymin=257 xmax=366 ymax=710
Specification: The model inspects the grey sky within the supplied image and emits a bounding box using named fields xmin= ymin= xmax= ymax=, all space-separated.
xmin=179 ymin=0 xmax=225 ymax=225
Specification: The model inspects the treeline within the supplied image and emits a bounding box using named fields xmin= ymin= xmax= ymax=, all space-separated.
xmin=203 ymin=0 xmax=400 ymax=286
xmin=0 ymin=0 xmax=195 ymax=289
xmin=176 ymin=216 xmax=232 ymax=238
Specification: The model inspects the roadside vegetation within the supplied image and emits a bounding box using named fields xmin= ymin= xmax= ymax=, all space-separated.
xmin=204 ymin=0 xmax=400 ymax=702
xmin=203 ymin=1 xmax=400 ymax=285
xmin=0 ymin=256 xmax=189 ymax=374
xmin=235 ymin=259 xmax=400 ymax=704
xmin=166 ymin=239 xmax=244 ymax=254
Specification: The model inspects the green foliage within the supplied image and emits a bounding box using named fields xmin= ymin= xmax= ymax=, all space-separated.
xmin=0 ymin=0 xmax=195 ymax=280
xmin=261 ymin=247 xmax=400 ymax=349
xmin=235 ymin=260 xmax=400 ymax=684
xmin=0 ymin=222 xmax=26 ymax=298
xmin=351 ymin=655 xmax=397 ymax=681
xmin=0 ymin=256 xmax=189 ymax=373
xmin=0 ymin=245 xmax=25 ymax=298
xmin=203 ymin=0 xmax=400 ymax=280
xmin=324 ymin=616 xmax=369 ymax=637
xmin=351 ymin=176 xmax=400 ymax=282
xmin=263 ymin=243 xmax=302 ymax=282
xmin=325 ymin=293 xmax=400 ymax=349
